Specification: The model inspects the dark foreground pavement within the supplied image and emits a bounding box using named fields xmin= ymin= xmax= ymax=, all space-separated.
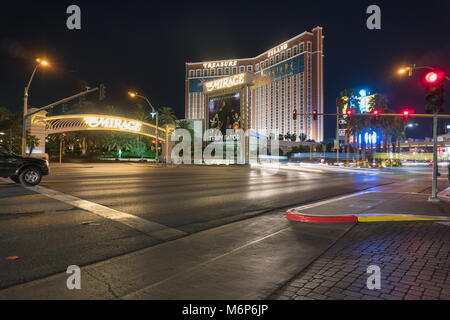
xmin=0 ymin=163 xmax=448 ymax=299
xmin=0 ymin=210 xmax=352 ymax=299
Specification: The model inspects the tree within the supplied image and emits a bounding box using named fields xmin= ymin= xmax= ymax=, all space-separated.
xmin=337 ymin=89 xmax=360 ymax=165
xmin=27 ymin=135 xmax=40 ymax=156
xmin=158 ymin=107 xmax=177 ymax=126
xmin=299 ymin=133 xmax=306 ymax=142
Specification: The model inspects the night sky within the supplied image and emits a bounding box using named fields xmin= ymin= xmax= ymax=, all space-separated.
xmin=1 ymin=0 xmax=449 ymax=140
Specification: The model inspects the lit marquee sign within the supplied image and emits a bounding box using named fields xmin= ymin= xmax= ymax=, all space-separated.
xmin=268 ymin=43 xmax=288 ymax=57
xmin=204 ymin=73 xmax=245 ymax=92
xmin=203 ymin=60 xmax=237 ymax=69
xmin=84 ymin=117 xmax=142 ymax=132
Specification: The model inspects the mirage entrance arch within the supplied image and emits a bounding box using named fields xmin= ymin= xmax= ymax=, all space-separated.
xmin=27 ymin=110 xmax=175 ymax=162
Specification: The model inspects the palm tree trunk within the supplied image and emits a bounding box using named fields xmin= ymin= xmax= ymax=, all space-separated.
xmin=346 ymin=134 xmax=350 ymax=165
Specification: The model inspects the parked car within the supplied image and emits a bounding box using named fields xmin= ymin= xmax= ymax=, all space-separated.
xmin=0 ymin=145 xmax=50 ymax=186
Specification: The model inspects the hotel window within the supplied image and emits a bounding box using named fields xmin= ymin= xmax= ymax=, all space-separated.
xmin=287 ymin=48 xmax=291 ymax=58
xmin=210 ymin=69 xmax=215 ymax=76
xmin=203 ymin=69 xmax=208 ymax=77
xmin=260 ymin=62 xmax=264 ymax=70
xmin=255 ymin=64 xmax=259 ymax=72
xmin=189 ymin=70 xmax=194 ymax=77
xmin=196 ymin=69 xmax=201 ymax=77
xmin=275 ymin=54 xmax=279 ymax=63
xmin=217 ymin=68 xmax=223 ymax=75
xmin=265 ymin=59 xmax=269 ymax=68
xmin=281 ymin=52 xmax=285 ymax=61
xmin=293 ymin=45 xmax=298 ymax=55
xmin=247 ymin=65 xmax=252 ymax=72
xmin=270 ymin=57 xmax=274 ymax=65
xmin=307 ymin=41 xmax=312 ymax=52
xmin=239 ymin=66 xmax=245 ymax=73
xmin=225 ymin=67 xmax=230 ymax=75
xmin=232 ymin=66 xmax=237 ymax=74
xmin=300 ymin=42 xmax=304 ymax=53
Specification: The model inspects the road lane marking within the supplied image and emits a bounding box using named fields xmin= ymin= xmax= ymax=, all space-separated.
xmin=0 ymin=178 xmax=187 ymax=241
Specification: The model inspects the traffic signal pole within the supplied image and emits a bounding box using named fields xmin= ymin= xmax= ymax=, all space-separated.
xmin=429 ymin=112 xmax=440 ymax=203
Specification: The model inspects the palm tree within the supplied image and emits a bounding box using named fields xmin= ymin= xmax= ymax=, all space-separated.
xmin=368 ymin=93 xmax=389 ymax=157
xmin=176 ymin=119 xmax=190 ymax=130
xmin=27 ymin=135 xmax=40 ymax=156
xmin=337 ymin=89 xmax=360 ymax=165
xmin=158 ymin=107 xmax=177 ymax=126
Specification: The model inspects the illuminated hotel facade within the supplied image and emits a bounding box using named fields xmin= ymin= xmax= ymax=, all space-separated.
xmin=185 ymin=27 xmax=324 ymax=142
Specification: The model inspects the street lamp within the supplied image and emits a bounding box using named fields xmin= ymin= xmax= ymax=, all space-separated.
xmin=128 ymin=91 xmax=159 ymax=164
xmin=398 ymin=64 xmax=450 ymax=81
xmin=22 ymin=58 xmax=50 ymax=155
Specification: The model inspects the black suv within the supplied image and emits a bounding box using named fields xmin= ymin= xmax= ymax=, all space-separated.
xmin=0 ymin=145 xmax=50 ymax=186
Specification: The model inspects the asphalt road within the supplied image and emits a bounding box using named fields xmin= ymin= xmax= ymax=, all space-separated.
xmin=0 ymin=163 xmax=440 ymax=297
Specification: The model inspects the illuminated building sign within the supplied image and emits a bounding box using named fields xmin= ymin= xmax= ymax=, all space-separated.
xmin=204 ymin=73 xmax=246 ymax=93
xmin=203 ymin=60 xmax=237 ymax=69
xmin=84 ymin=117 xmax=142 ymax=132
xmin=258 ymin=55 xmax=304 ymax=83
xmin=268 ymin=43 xmax=288 ymax=57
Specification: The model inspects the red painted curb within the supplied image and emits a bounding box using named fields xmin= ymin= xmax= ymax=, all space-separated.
xmin=286 ymin=210 xmax=358 ymax=223
xmin=438 ymin=188 xmax=450 ymax=203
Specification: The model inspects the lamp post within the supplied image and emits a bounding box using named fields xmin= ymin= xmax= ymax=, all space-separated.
xmin=398 ymin=64 xmax=450 ymax=81
xmin=128 ymin=92 xmax=159 ymax=164
xmin=22 ymin=58 xmax=49 ymax=156
xmin=398 ymin=64 xmax=447 ymax=202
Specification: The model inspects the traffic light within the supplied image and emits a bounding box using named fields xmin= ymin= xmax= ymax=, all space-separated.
xmin=312 ymin=109 xmax=318 ymax=120
xmin=346 ymin=109 xmax=355 ymax=118
xmin=99 ymin=83 xmax=106 ymax=101
xmin=402 ymin=108 xmax=413 ymax=120
xmin=152 ymin=140 xmax=156 ymax=145
xmin=373 ymin=109 xmax=382 ymax=120
xmin=293 ymin=109 xmax=297 ymax=120
xmin=424 ymin=70 xmax=445 ymax=113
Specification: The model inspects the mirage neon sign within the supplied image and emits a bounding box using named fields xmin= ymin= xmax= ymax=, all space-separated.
xmin=204 ymin=73 xmax=245 ymax=92
xmin=84 ymin=117 xmax=142 ymax=132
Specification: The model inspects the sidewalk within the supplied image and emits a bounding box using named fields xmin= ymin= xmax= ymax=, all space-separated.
xmin=271 ymin=221 xmax=450 ymax=300
xmin=276 ymin=184 xmax=450 ymax=300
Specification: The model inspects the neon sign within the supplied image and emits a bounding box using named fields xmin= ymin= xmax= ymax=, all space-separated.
xmin=268 ymin=43 xmax=288 ymax=57
xmin=84 ymin=117 xmax=142 ymax=132
xmin=204 ymin=73 xmax=245 ymax=92
xmin=203 ymin=60 xmax=237 ymax=69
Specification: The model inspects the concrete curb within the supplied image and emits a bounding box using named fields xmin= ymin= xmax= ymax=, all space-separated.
xmin=286 ymin=209 xmax=450 ymax=224
xmin=438 ymin=187 xmax=450 ymax=203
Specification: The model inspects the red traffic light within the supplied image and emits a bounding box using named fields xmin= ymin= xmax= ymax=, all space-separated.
xmin=312 ymin=109 xmax=318 ymax=120
xmin=152 ymin=140 xmax=156 ymax=144
xmin=346 ymin=109 xmax=355 ymax=117
xmin=425 ymin=71 xmax=444 ymax=84
xmin=401 ymin=108 xmax=414 ymax=119
xmin=373 ymin=109 xmax=381 ymax=116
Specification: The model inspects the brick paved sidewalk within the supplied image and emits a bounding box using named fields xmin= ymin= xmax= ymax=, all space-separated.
xmin=271 ymin=222 xmax=450 ymax=300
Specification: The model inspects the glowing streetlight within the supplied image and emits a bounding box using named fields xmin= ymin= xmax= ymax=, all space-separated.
xmin=22 ymin=58 xmax=50 ymax=155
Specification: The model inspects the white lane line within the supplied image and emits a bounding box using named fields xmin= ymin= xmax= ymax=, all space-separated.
xmin=0 ymin=178 xmax=187 ymax=241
